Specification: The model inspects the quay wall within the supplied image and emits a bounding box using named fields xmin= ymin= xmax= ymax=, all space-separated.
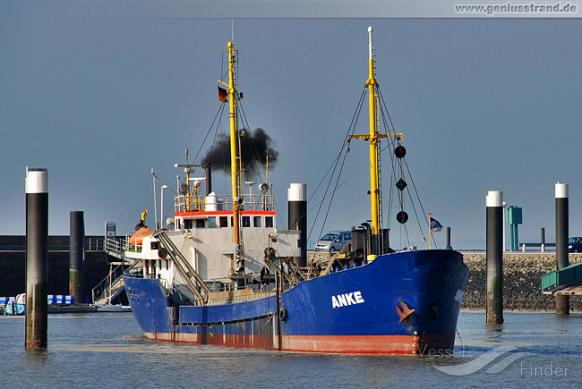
xmin=0 ymin=252 xmax=110 ymax=301
xmin=0 ymin=235 xmax=111 ymax=301
xmin=462 ymin=252 xmax=582 ymax=312
xmin=307 ymin=251 xmax=582 ymax=312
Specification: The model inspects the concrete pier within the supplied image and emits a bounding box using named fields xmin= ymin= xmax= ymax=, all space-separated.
xmin=69 ymin=211 xmax=85 ymax=303
xmin=555 ymin=182 xmax=570 ymax=315
xmin=486 ymin=190 xmax=504 ymax=325
xmin=25 ymin=168 xmax=49 ymax=350
xmin=288 ymin=183 xmax=307 ymax=267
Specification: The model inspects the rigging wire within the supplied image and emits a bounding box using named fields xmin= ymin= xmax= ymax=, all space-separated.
xmin=236 ymin=95 xmax=265 ymax=182
xmin=307 ymin=88 xmax=367 ymax=207
xmin=308 ymin=153 xmax=342 ymax=204
xmin=192 ymin=103 xmax=226 ymax=164
xmin=309 ymin=81 xmax=431 ymax=249
xmin=316 ymin=90 xmax=368 ymax=241
xmin=211 ymin=106 xmax=224 ymax=151
xmin=307 ymin=87 xmax=367 ymax=242
xmin=317 ymin=136 xmax=353 ymax=242
xmin=307 ymin=141 xmax=347 ymax=243
xmin=307 ymin=172 xmax=358 ymax=214
xmin=377 ymin=93 xmax=401 ymax=227
xmin=403 ymin=158 xmax=430 ymax=230
xmin=404 ymin=177 xmax=425 ymax=246
xmin=386 ymin=166 xmax=395 ymax=230
xmin=376 ymin=86 xmax=410 ymax=246
xmin=377 ymin=86 xmax=431 ymax=246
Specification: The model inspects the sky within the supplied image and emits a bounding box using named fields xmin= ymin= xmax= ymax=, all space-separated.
xmin=1 ymin=3 xmax=582 ymax=249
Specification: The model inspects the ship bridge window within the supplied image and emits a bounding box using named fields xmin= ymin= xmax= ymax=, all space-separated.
xmin=195 ymin=219 xmax=205 ymax=228
xmin=184 ymin=219 xmax=192 ymax=229
xmin=219 ymin=216 xmax=228 ymax=227
xmin=207 ymin=217 xmax=217 ymax=228
xmin=150 ymin=242 xmax=159 ymax=250
xmin=265 ymin=216 xmax=273 ymax=228
xmin=242 ymin=216 xmax=251 ymax=228
xmin=253 ymin=216 xmax=261 ymax=227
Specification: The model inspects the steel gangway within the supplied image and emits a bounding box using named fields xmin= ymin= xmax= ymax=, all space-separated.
xmin=155 ymin=231 xmax=209 ymax=305
xmin=541 ymin=262 xmax=582 ymax=296
xmin=91 ymin=260 xmax=140 ymax=305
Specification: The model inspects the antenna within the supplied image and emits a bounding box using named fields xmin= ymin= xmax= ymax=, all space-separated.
xmin=368 ymin=26 xmax=373 ymax=60
xmin=150 ymin=168 xmax=159 ymax=229
xmin=231 ymin=19 xmax=235 ymax=42
xmin=185 ymin=148 xmax=189 ymax=164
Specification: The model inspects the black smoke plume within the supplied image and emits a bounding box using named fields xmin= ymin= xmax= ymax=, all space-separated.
xmin=202 ymin=128 xmax=278 ymax=177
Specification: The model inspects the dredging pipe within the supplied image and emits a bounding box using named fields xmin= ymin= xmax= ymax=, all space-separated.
xmin=25 ymin=168 xmax=49 ymax=350
xmin=555 ymin=182 xmax=570 ymax=315
xmin=486 ymin=190 xmax=504 ymax=325
xmin=69 ymin=211 xmax=85 ymax=303
xmin=288 ymin=183 xmax=307 ymax=267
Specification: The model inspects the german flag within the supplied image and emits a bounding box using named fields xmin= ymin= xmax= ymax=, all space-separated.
xmin=218 ymin=87 xmax=228 ymax=102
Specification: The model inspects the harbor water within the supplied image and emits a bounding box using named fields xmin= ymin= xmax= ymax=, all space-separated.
xmin=0 ymin=312 xmax=580 ymax=388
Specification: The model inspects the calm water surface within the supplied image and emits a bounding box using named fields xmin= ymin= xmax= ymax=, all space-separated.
xmin=0 ymin=312 xmax=580 ymax=388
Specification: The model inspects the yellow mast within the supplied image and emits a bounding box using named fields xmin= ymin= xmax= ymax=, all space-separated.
xmin=351 ymin=27 xmax=404 ymax=256
xmin=367 ymin=26 xmax=381 ymax=253
xmin=227 ymin=41 xmax=241 ymax=249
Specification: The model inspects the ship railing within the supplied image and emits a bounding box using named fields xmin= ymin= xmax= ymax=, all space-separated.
xmin=104 ymin=237 xmax=127 ymax=258
xmin=126 ymin=241 xmax=143 ymax=253
xmin=91 ymin=260 xmax=139 ymax=304
xmin=173 ymin=193 xmax=275 ymax=214
xmin=207 ymin=290 xmax=275 ymax=306
xmin=86 ymin=237 xmax=104 ymax=251
xmin=124 ymin=235 xmax=151 ymax=254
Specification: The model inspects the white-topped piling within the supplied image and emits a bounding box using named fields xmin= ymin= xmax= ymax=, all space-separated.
xmin=288 ymin=183 xmax=307 ymax=267
xmin=486 ymin=190 xmax=504 ymax=325
xmin=555 ymin=182 xmax=570 ymax=315
xmin=25 ymin=168 xmax=49 ymax=350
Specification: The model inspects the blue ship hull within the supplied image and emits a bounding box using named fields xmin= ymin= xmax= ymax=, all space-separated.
xmin=125 ymin=249 xmax=468 ymax=354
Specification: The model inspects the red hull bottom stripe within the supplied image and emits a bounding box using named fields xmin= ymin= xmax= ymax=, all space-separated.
xmin=144 ymin=332 xmax=455 ymax=355
xmin=283 ymin=335 xmax=420 ymax=355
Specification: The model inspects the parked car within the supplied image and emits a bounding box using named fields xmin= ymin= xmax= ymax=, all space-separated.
xmin=315 ymin=230 xmax=352 ymax=252
xmin=568 ymin=237 xmax=582 ymax=253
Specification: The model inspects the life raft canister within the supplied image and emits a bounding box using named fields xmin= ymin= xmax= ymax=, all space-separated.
xmin=129 ymin=227 xmax=153 ymax=245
